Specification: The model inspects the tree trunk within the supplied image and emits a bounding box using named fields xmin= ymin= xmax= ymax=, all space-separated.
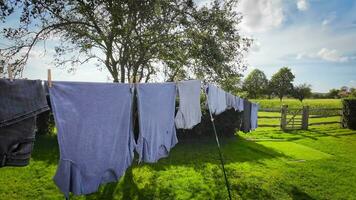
xmin=120 ymin=64 xmax=125 ymax=83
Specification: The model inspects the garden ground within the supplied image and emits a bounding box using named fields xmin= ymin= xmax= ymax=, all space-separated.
xmin=1 ymin=99 xmax=355 ymax=199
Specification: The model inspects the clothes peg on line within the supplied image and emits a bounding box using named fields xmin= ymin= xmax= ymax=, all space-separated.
xmin=7 ymin=65 xmax=13 ymax=81
xmin=47 ymin=69 xmax=52 ymax=88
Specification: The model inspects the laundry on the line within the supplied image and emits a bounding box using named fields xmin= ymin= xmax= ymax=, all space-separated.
xmin=136 ymin=82 xmax=178 ymax=163
xmin=175 ymin=80 xmax=202 ymax=129
xmin=0 ymin=78 xmax=258 ymax=197
xmin=49 ymin=81 xmax=136 ymax=197
xmin=206 ymin=84 xmax=228 ymax=115
xmin=0 ymin=79 xmax=49 ymax=168
xmin=251 ymin=103 xmax=259 ymax=131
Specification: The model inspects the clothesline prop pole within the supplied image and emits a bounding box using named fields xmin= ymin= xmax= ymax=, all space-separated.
xmin=47 ymin=69 xmax=52 ymax=88
xmin=205 ymin=89 xmax=232 ymax=200
xmin=7 ymin=65 xmax=13 ymax=81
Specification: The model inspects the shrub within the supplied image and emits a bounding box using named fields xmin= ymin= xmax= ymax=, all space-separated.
xmin=342 ymin=98 xmax=356 ymax=130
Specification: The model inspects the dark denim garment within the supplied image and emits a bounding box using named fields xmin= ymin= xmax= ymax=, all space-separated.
xmin=0 ymin=79 xmax=49 ymax=127
xmin=136 ymin=83 xmax=178 ymax=163
xmin=0 ymin=79 xmax=49 ymax=167
xmin=49 ymin=81 xmax=135 ymax=197
xmin=0 ymin=117 xmax=36 ymax=167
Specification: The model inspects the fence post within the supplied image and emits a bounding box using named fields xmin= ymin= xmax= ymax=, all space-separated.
xmin=302 ymin=106 xmax=309 ymax=130
xmin=281 ymin=105 xmax=288 ymax=130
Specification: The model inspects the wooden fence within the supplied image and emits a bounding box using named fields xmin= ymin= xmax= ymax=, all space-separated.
xmin=258 ymin=105 xmax=343 ymax=130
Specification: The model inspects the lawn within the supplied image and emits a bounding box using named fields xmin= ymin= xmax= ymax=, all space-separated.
xmin=252 ymin=99 xmax=342 ymax=110
xmin=1 ymin=99 xmax=355 ymax=200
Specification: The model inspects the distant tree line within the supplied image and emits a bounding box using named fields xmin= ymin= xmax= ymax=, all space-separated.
xmin=321 ymin=86 xmax=356 ymax=99
xmin=241 ymin=67 xmax=312 ymax=102
xmin=239 ymin=67 xmax=356 ymax=101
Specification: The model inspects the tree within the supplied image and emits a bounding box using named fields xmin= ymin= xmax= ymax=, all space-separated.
xmin=350 ymin=88 xmax=356 ymax=97
xmin=292 ymin=83 xmax=312 ymax=103
xmin=327 ymin=88 xmax=340 ymax=99
xmin=269 ymin=67 xmax=295 ymax=101
xmin=243 ymin=69 xmax=268 ymax=99
xmin=265 ymin=80 xmax=274 ymax=99
xmin=0 ymin=0 xmax=252 ymax=84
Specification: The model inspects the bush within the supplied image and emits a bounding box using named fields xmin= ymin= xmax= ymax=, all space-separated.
xmin=342 ymin=98 xmax=356 ymax=130
xmin=177 ymin=108 xmax=242 ymax=139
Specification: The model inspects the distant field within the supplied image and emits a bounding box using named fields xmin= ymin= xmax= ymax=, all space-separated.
xmin=251 ymin=99 xmax=342 ymax=109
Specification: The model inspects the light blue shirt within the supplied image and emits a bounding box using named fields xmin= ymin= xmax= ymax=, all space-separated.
xmin=136 ymin=83 xmax=178 ymax=163
xmin=175 ymin=80 xmax=202 ymax=129
xmin=49 ymin=82 xmax=135 ymax=197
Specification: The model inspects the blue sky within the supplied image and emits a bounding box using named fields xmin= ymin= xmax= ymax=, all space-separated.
xmin=2 ymin=0 xmax=356 ymax=92
xmin=235 ymin=0 xmax=356 ymax=92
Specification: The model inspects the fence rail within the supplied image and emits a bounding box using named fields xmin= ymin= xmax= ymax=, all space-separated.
xmin=309 ymin=114 xmax=342 ymax=118
xmin=259 ymin=108 xmax=281 ymax=112
xmin=259 ymin=105 xmax=344 ymax=130
xmin=259 ymin=124 xmax=280 ymax=128
xmin=259 ymin=116 xmax=281 ymax=119
xmin=309 ymin=121 xmax=341 ymax=126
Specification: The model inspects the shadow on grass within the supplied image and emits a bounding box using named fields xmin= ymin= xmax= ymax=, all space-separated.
xmin=31 ymin=133 xmax=290 ymax=199
xmin=83 ymin=135 xmax=288 ymax=199
xmin=250 ymin=127 xmax=356 ymax=142
xmin=31 ymin=134 xmax=59 ymax=165
xmin=290 ymin=186 xmax=315 ymax=200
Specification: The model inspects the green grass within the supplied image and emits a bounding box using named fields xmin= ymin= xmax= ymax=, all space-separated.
xmin=1 ymin=99 xmax=355 ymax=199
xmin=1 ymin=125 xmax=355 ymax=199
xmin=252 ymin=99 xmax=342 ymax=110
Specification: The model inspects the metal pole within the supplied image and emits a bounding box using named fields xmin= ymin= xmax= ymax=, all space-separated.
xmin=205 ymin=88 xmax=232 ymax=200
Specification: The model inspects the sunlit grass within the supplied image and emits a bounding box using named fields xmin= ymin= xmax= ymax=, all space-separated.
xmin=1 ymin=98 xmax=355 ymax=199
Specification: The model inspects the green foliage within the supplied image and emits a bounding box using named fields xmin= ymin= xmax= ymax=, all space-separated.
xmin=292 ymin=83 xmax=312 ymax=102
xmin=326 ymin=86 xmax=356 ymax=99
xmin=269 ymin=67 xmax=295 ymax=101
xmin=327 ymin=88 xmax=341 ymax=98
xmin=0 ymin=0 xmax=251 ymax=83
xmin=243 ymin=69 xmax=268 ymax=98
xmin=342 ymin=99 xmax=356 ymax=130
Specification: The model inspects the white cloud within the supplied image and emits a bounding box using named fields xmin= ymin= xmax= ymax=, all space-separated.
xmin=296 ymin=52 xmax=305 ymax=60
xmin=317 ymin=48 xmax=349 ymax=63
xmin=297 ymin=0 xmax=309 ymax=11
xmin=322 ymin=19 xmax=330 ymax=26
xmin=251 ymin=41 xmax=261 ymax=52
xmin=294 ymin=48 xmax=351 ymax=63
xmin=350 ymin=80 xmax=356 ymax=88
xmin=322 ymin=12 xmax=336 ymax=26
xmin=237 ymin=0 xmax=284 ymax=33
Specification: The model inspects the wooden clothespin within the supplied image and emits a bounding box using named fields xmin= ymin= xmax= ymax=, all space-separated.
xmin=7 ymin=65 xmax=13 ymax=81
xmin=173 ymin=76 xmax=179 ymax=84
xmin=47 ymin=69 xmax=52 ymax=88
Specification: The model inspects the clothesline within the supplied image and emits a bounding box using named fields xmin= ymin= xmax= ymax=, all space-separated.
xmin=1 ymin=71 xmax=259 ymax=199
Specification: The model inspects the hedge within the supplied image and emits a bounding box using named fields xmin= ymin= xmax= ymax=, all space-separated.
xmin=342 ymin=98 xmax=356 ymax=130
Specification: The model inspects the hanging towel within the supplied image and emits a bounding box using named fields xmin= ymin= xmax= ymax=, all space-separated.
xmin=136 ymin=83 xmax=177 ymax=163
xmin=175 ymin=80 xmax=202 ymax=129
xmin=251 ymin=103 xmax=259 ymax=131
xmin=49 ymin=82 xmax=135 ymax=197
xmin=241 ymin=99 xmax=252 ymax=133
xmin=206 ymin=84 xmax=228 ymax=115
xmin=0 ymin=79 xmax=49 ymax=168
xmin=225 ymin=92 xmax=236 ymax=110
